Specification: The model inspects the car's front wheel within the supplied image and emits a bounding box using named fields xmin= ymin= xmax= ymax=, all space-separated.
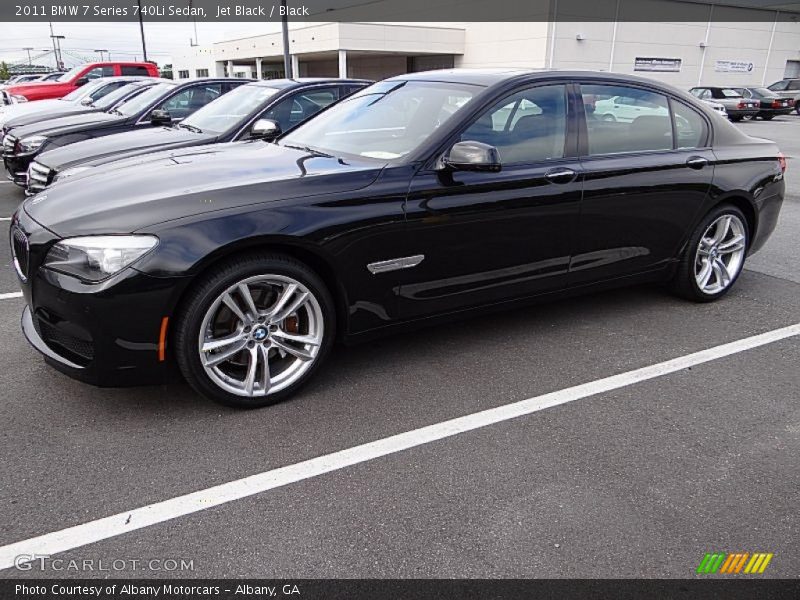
xmin=174 ymin=253 xmax=335 ymax=408
xmin=670 ymin=205 xmax=749 ymax=302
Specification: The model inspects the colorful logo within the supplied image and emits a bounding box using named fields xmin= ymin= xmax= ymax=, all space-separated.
xmin=696 ymin=552 xmax=774 ymax=574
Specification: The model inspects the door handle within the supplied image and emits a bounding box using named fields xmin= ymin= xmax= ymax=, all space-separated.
xmin=544 ymin=167 xmax=577 ymax=184
xmin=686 ymin=156 xmax=709 ymax=170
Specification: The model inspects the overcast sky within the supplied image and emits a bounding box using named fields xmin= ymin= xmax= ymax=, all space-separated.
xmin=0 ymin=21 xmax=281 ymax=68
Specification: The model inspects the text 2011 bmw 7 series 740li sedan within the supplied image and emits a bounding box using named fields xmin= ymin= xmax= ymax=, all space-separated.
xmin=10 ymin=69 xmax=785 ymax=408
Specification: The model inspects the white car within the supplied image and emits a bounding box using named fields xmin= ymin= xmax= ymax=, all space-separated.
xmin=594 ymin=95 xmax=668 ymax=122
xmin=700 ymin=99 xmax=728 ymax=116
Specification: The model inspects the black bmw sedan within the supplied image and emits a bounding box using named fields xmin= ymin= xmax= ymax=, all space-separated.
xmin=733 ymin=86 xmax=794 ymax=120
xmin=3 ymin=78 xmax=249 ymax=186
xmin=10 ymin=70 xmax=785 ymax=408
xmin=26 ymin=78 xmax=369 ymax=194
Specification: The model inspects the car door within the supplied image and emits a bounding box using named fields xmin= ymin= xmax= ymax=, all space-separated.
xmin=397 ymin=82 xmax=582 ymax=319
xmin=572 ymin=81 xmax=715 ymax=284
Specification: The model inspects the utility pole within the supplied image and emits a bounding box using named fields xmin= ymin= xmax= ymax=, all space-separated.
xmin=48 ymin=22 xmax=60 ymax=70
xmin=52 ymin=35 xmax=65 ymax=70
xmin=94 ymin=49 xmax=108 ymax=61
xmin=137 ymin=0 xmax=148 ymax=61
xmin=281 ymin=0 xmax=291 ymax=78
xmin=23 ymin=47 xmax=33 ymax=65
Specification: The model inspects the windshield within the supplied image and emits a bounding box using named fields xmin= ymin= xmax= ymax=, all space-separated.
xmin=113 ymin=82 xmax=174 ymax=116
xmin=182 ymin=84 xmax=280 ymax=134
xmin=58 ymin=65 xmax=85 ymax=82
xmin=281 ymin=80 xmax=478 ymax=161
xmin=93 ymin=83 xmax=148 ymax=109
xmin=61 ymin=79 xmax=108 ymax=102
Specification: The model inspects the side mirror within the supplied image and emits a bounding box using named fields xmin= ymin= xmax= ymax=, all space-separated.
xmin=250 ymin=118 xmax=281 ymax=141
xmin=79 ymin=97 xmax=93 ymax=106
xmin=75 ymin=77 xmax=88 ymax=87
xmin=442 ymin=141 xmax=501 ymax=173
xmin=150 ymin=109 xmax=172 ymax=126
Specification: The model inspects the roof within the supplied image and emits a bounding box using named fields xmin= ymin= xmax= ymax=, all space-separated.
xmin=249 ymin=77 xmax=371 ymax=89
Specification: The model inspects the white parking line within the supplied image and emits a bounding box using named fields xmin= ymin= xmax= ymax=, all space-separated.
xmin=0 ymin=217 xmax=11 ymax=221
xmin=0 ymin=321 xmax=798 ymax=570
xmin=0 ymin=292 xmax=22 ymax=300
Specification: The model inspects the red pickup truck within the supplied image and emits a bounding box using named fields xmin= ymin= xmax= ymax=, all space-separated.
xmin=2 ymin=62 xmax=160 ymax=104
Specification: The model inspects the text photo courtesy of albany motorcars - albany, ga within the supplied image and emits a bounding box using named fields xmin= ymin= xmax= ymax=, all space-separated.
xmin=1 ymin=0 xmax=799 ymax=597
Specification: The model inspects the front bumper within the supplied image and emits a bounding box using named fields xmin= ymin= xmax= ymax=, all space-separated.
xmin=12 ymin=211 xmax=189 ymax=387
xmin=4 ymin=153 xmax=36 ymax=187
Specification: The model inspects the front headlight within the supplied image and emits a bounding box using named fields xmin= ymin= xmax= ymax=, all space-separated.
xmin=55 ymin=165 xmax=91 ymax=182
xmin=10 ymin=94 xmax=28 ymax=104
xmin=44 ymin=235 xmax=159 ymax=282
xmin=17 ymin=135 xmax=47 ymax=154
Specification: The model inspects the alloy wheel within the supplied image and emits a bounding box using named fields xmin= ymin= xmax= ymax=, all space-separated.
xmin=694 ymin=214 xmax=746 ymax=295
xmin=197 ymin=274 xmax=324 ymax=397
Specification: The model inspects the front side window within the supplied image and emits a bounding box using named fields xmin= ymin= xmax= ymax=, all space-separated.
xmin=460 ymin=85 xmax=567 ymax=164
xmin=582 ymin=84 xmax=672 ymax=154
xmin=280 ymin=80 xmax=478 ymax=161
xmin=672 ymin=101 xmax=707 ymax=149
xmin=84 ymin=66 xmax=115 ymax=81
xmin=260 ymin=87 xmax=340 ymax=133
xmin=93 ymin=83 xmax=148 ymax=109
xmin=158 ymin=84 xmax=223 ymax=120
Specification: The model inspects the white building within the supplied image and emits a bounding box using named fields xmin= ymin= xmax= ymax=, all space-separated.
xmin=171 ymin=0 xmax=800 ymax=89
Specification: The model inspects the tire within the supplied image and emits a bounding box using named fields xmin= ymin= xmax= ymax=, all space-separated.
xmin=761 ymin=114 xmax=774 ymax=121
xmin=601 ymin=113 xmax=616 ymax=122
xmin=795 ymin=101 xmax=800 ymax=116
xmin=174 ymin=253 xmax=335 ymax=408
xmin=670 ymin=204 xmax=749 ymax=302
xmin=729 ymin=115 xmax=743 ymax=122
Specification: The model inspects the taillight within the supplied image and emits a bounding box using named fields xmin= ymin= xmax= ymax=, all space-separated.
xmin=778 ymin=152 xmax=787 ymax=174
xmin=772 ymin=100 xmax=782 ymax=108
xmin=737 ymin=101 xmax=746 ymax=109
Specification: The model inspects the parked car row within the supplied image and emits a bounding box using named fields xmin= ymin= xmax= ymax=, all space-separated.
xmin=1 ymin=61 xmax=159 ymax=105
xmin=8 ymin=69 xmax=786 ymax=409
xmin=690 ymin=79 xmax=800 ymax=121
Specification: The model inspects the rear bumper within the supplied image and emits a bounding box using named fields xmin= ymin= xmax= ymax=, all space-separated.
xmin=727 ymin=108 xmax=759 ymax=118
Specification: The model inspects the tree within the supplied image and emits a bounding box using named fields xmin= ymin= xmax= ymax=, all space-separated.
xmin=0 ymin=62 xmax=10 ymax=81
xmin=160 ymin=63 xmax=173 ymax=79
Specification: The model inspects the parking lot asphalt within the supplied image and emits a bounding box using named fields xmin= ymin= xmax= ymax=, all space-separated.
xmin=1 ymin=115 xmax=799 ymax=579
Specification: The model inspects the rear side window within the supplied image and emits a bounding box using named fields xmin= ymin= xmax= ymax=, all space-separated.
xmin=672 ymin=101 xmax=707 ymax=149
xmin=789 ymin=80 xmax=800 ymax=91
xmin=768 ymin=81 xmax=788 ymax=91
xmin=121 ymin=66 xmax=150 ymax=76
xmin=460 ymin=84 xmax=567 ymax=164
xmin=582 ymin=84 xmax=672 ymax=154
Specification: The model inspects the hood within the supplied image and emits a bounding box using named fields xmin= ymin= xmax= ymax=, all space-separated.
xmin=38 ymin=126 xmax=212 ymax=171
xmin=2 ymin=104 xmax=97 ymax=130
xmin=24 ymin=141 xmax=386 ymax=235
xmin=0 ymin=98 xmax=66 ymax=120
xmin=5 ymin=81 xmax=66 ymax=96
xmin=9 ymin=111 xmax=122 ymax=140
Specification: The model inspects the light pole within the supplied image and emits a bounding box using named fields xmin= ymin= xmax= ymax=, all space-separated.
xmin=52 ymin=35 xmax=65 ymax=70
xmin=281 ymin=0 xmax=292 ymax=78
xmin=94 ymin=49 xmax=108 ymax=61
xmin=23 ymin=47 xmax=34 ymax=65
xmin=136 ymin=0 xmax=148 ymax=62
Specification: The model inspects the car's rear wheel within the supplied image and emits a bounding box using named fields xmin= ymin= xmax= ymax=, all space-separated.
xmin=670 ymin=205 xmax=748 ymax=302
xmin=761 ymin=114 xmax=774 ymax=121
xmin=729 ymin=115 xmax=743 ymax=122
xmin=795 ymin=101 xmax=800 ymax=115
xmin=174 ymin=253 xmax=335 ymax=408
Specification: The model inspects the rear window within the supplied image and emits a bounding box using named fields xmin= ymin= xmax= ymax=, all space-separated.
xmin=719 ymin=89 xmax=742 ymax=98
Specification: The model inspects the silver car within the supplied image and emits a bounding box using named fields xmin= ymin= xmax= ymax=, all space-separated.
xmin=766 ymin=78 xmax=800 ymax=115
xmin=689 ymin=87 xmax=759 ymax=121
